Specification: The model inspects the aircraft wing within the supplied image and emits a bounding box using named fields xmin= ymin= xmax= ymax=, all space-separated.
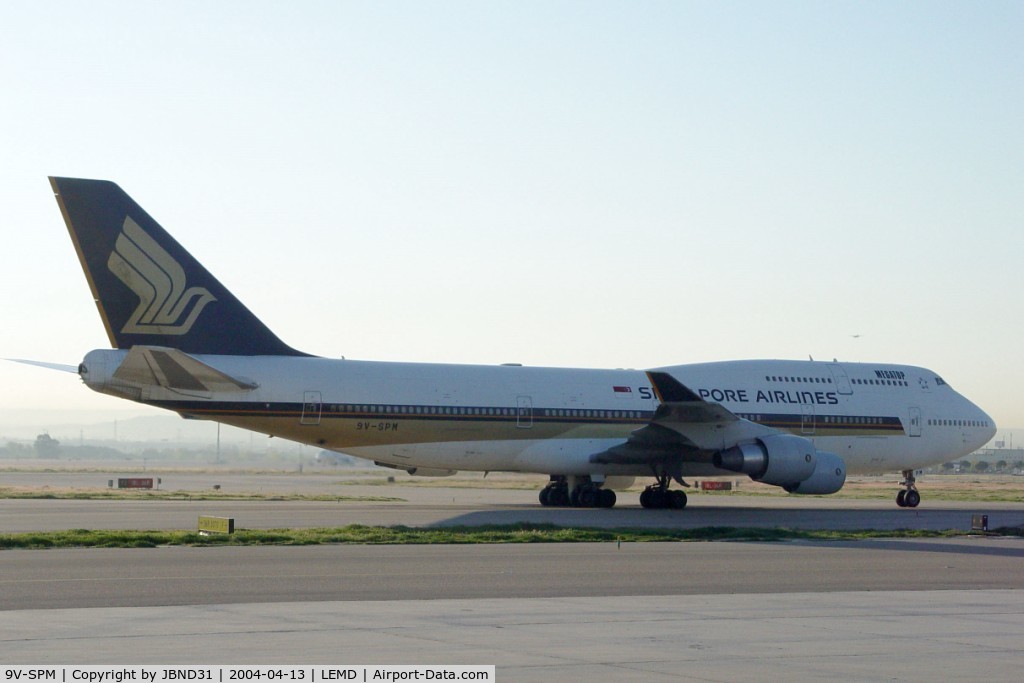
xmin=592 ymin=400 xmax=776 ymax=464
xmin=590 ymin=370 xmax=778 ymax=474
xmin=112 ymin=346 xmax=258 ymax=394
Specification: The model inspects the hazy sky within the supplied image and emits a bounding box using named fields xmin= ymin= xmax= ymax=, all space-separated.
xmin=2 ymin=1 xmax=1022 ymax=433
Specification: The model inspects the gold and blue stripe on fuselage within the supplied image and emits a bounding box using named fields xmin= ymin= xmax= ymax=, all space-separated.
xmin=151 ymin=398 xmax=906 ymax=450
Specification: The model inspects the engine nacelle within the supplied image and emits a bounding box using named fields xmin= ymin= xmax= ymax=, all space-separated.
xmin=714 ymin=434 xmax=817 ymax=487
xmin=784 ymin=451 xmax=847 ymax=494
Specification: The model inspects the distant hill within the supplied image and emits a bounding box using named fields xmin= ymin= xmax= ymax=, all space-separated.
xmin=0 ymin=410 xmax=258 ymax=446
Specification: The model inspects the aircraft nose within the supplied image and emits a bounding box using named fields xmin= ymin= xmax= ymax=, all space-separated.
xmin=984 ymin=416 xmax=997 ymax=443
xmin=976 ymin=406 xmax=997 ymax=447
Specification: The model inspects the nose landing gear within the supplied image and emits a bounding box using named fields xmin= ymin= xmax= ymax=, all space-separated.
xmin=896 ymin=469 xmax=921 ymax=508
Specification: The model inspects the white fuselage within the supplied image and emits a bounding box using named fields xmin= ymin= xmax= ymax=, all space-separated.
xmin=80 ymin=351 xmax=995 ymax=479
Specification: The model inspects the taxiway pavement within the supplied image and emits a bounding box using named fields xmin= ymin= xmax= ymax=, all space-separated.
xmin=2 ymin=487 xmax=1023 ymax=534
xmin=3 ymin=477 xmax=1024 ymax=680
xmin=2 ymin=538 xmax=1023 ymax=610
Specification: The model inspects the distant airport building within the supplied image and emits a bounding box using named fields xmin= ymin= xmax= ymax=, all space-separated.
xmin=954 ymin=443 xmax=1024 ymax=474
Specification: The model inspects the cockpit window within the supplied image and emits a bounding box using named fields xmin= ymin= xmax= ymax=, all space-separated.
xmin=935 ymin=376 xmax=948 ymax=387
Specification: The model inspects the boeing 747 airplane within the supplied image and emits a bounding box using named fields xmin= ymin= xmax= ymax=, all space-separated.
xmin=37 ymin=177 xmax=996 ymax=509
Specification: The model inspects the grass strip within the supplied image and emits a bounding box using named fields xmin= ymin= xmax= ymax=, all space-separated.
xmin=0 ymin=489 xmax=404 ymax=502
xmin=2 ymin=523 xmax=1020 ymax=550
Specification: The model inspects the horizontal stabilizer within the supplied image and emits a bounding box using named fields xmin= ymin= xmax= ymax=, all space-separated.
xmin=113 ymin=346 xmax=257 ymax=393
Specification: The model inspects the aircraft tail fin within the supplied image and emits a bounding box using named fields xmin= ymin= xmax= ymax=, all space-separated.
xmin=50 ymin=177 xmax=306 ymax=356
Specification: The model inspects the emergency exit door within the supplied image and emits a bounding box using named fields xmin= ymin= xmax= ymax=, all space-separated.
xmin=301 ymin=391 xmax=322 ymax=425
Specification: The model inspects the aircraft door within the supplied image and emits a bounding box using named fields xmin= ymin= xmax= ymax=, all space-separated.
xmin=828 ymin=362 xmax=853 ymax=395
xmin=908 ymin=406 xmax=922 ymax=437
xmin=301 ymin=391 xmax=322 ymax=426
xmin=801 ymin=403 xmax=815 ymax=435
xmin=516 ymin=395 xmax=533 ymax=429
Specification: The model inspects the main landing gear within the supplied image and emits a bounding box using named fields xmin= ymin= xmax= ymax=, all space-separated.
xmin=895 ymin=469 xmax=921 ymax=508
xmin=539 ymin=476 xmax=616 ymax=508
xmin=538 ymin=474 xmax=688 ymax=510
xmin=639 ymin=474 xmax=687 ymax=509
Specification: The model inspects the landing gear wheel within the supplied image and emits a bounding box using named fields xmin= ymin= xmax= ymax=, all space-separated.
xmin=641 ymin=471 xmax=688 ymax=510
xmin=540 ymin=478 xmax=570 ymax=507
xmin=576 ymin=486 xmax=599 ymax=508
xmin=896 ymin=469 xmax=921 ymax=509
xmin=640 ymin=488 xmax=667 ymax=509
xmin=598 ymin=488 xmax=616 ymax=508
xmin=640 ymin=486 xmax=686 ymax=509
xmin=549 ymin=487 xmax=569 ymax=507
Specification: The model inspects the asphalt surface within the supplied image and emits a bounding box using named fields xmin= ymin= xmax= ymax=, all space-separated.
xmin=3 ymin=473 xmax=1023 ymax=679
xmin=2 ymin=491 xmax=1023 ymax=533
xmin=1 ymin=538 xmax=1023 ymax=611
xmin=3 ymin=590 xmax=1021 ymax=681
xmin=3 ymin=467 xmax=1022 ymax=531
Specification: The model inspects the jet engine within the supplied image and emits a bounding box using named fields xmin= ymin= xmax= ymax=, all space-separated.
xmin=713 ymin=434 xmax=846 ymax=495
xmin=782 ymin=451 xmax=846 ymax=494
